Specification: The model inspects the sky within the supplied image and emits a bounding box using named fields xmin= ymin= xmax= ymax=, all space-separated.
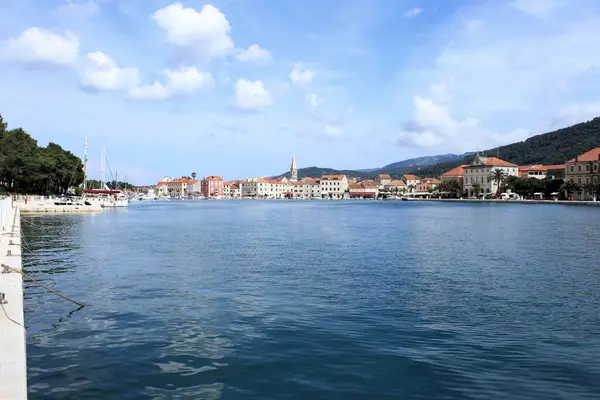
xmin=1 ymin=0 xmax=600 ymax=184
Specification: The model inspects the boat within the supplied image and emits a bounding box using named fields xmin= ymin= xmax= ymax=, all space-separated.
xmin=83 ymin=189 xmax=129 ymax=207
xmin=81 ymin=140 xmax=129 ymax=208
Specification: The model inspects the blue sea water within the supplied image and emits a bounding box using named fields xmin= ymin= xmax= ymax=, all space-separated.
xmin=21 ymin=200 xmax=600 ymax=399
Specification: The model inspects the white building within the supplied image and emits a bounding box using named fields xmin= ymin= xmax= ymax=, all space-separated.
xmin=320 ymin=175 xmax=348 ymax=199
xmin=241 ymin=178 xmax=290 ymax=198
xmin=402 ymin=174 xmax=420 ymax=193
xmin=289 ymin=178 xmax=320 ymax=198
xmin=463 ymin=154 xmax=518 ymax=197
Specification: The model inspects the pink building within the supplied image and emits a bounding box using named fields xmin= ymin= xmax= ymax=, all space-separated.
xmin=201 ymin=176 xmax=224 ymax=197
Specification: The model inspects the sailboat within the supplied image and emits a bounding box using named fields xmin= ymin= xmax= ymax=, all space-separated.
xmin=82 ymin=142 xmax=129 ymax=208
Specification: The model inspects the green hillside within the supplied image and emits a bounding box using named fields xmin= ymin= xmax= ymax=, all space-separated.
xmin=275 ymin=117 xmax=600 ymax=179
xmin=414 ymin=117 xmax=600 ymax=177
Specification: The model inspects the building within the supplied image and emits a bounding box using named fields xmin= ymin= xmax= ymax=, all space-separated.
xmin=289 ymin=178 xmax=320 ymax=198
xmin=463 ymin=154 xmax=518 ymax=197
xmin=319 ymin=175 xmax=348 ymax=199
xmin=519 ymin=165 xmax=565 ymax=180
xmin=155 ymin=176 xmax=171 ymax=197
xmin=230 ymin=184 xmax=241 ymax=198
xmin=416 ymin=178 xmax=441 ymax=193
xmin=384 ymin=179 xmax=408 ymax=193
xmin=223 ymin=182 xmax=241 ymax=198
xmin=565 ymin=147 xmax=600 ymax=200
xmin=165 ymin=177 xmax=194 ymax=198
xmin=402 ymin=174 xmax=420 ymax=192
xmin=377 ymin=174 xmax=391 ymax=186
xmin=348 ymin=180 xmax=379 ymax=198
xmin=201 ymin=176 xmax=224 ymax=197
xmin=290 ymin=156 xmax=298 ymax=182
xmin=240 ymin=178 xmax=291 ymax=198
xmin=187 ymin=180 xmax=201 ymax=197
xmin=440 ymin=165 xmax=467 ymax=195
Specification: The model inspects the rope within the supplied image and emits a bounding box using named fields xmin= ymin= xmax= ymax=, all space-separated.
xmin=1 ymin=264 xmax=85 ymax=308
xmin=0 ymin=301 xmax=24 ymax=329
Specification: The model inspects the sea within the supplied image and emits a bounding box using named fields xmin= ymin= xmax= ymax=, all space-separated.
xmin=21 ymin=200 xmax=600 ymax=399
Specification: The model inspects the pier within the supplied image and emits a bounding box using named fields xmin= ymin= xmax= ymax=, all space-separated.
xmin=14 ymin=195 xmax=102 ymax=213
xmin=0 ymin=197 xmax=27 ymax=399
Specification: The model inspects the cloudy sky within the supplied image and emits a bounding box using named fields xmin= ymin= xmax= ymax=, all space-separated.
xmin=1 ymin=0 xmax=600 ymax=183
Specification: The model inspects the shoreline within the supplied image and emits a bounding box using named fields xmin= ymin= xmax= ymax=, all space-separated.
xmin=396 ymin=198 xmax=600 ymax=206
xmin=149 ymin=197 xmax=600 ymax=206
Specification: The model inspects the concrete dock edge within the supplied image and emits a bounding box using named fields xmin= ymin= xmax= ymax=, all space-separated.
xmin=0 ymin=197 xmax=27 ymax=399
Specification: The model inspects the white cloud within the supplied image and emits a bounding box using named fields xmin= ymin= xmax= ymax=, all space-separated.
xmin=57 ymin=0 xmax=99 ymax=21
xmin=289 ymin=64 xmax=314 ymax=86
xmin=324 ymin=124 xmax=342 ymax=137
xmin=2 ymin=27 xmax=79 ymax=67
xmin=411 ymin=1 xmax=600 ymax=128
xmin=235 ymin=79 xmax=272 ymax=110
xmin=551 ymin=102 xmax=600 ymax=128
xmin=306 ymin=93 xmax=322 ymax=110
xmin=79 ymin=51 xmax=140 ymax=92
xmin=398 ymin=93 xmax=530 ymax=152
xmin=129 ymin=66 xmax=213 ymax=100
xmin=129 ymin=82 xmax=170 ymax=101
xmin=510 ymin=0 xmax=567 ymax=19
xmin=152 ymin=2 xmax=233 ymax=61
xmin=403 ymin=8 xmax=423 ymax=18
xmin=237 ymin=44 xmax=272 ymax=65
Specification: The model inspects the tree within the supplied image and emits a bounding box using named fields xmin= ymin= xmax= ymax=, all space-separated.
xmin=192 ymin=172 xmax=197 ymax=180
xmin=471 ymin=183 xmax=481 ymax=197
xmin=583 ymin=182 xmax=597 ymax=200
xmin=490 ymin=169 xmax=506 ymax=198
xmin=0 ymin=115 xmax=84 ymax=194
xmin=560 ymin=181 xmax=579 ymax=199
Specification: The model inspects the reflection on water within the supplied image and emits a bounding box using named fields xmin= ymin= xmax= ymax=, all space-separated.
xmin=22 ymin=201 xmax=600 ymax=399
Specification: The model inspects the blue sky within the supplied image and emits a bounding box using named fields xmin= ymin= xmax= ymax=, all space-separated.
xmin=1 ymin=0 xmax=600 ymax=184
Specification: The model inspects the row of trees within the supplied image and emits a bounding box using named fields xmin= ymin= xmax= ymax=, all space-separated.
xmin=0 ymin=114 xmax=84 ymax=195
xmin=85 ymin=179 xmax=136 ymax=191
xmin=438 ymin=168 xmax=600 ymax=199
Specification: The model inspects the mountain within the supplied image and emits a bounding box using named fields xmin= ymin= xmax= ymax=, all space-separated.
xmin=413 ymin=117 xmax=600 ymax=178
xmin=275 ymin=117 xmax=600 ymax=180
xmin=381 ymin=153 xmax=473 ymax=170
xmin=277 ymin=153 xmax=474 ymax=179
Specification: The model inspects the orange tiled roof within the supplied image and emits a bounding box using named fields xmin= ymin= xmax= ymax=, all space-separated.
xmin=441 ymin=165 xmax=467 ymax=177
xmin=403 ymin=174 xmax=419 ymax=180
xmin=230 ymin=184 xmax=239 ymax=189
xmin=567 ymin=147 xmax=600 ymax=162
xmin=386 ymin=179 xmax=406 ymax=186
xmin=480 ymin=157 xmax=518 ymax=167
xmin=204 ymin=176 xmax=223 ymax=181
xmin=378 ymin=174 xmax=391 ymax=179
xmin=321 ymin=174 xmax=346 ymax=180
xmin=350 ymin=181 xmax=378 ymax=189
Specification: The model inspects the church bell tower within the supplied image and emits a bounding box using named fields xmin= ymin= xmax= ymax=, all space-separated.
xmin=290 ymin=156 xmax=298 ymax=182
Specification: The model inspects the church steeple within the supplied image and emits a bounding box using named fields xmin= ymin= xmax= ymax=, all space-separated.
xmin=290 ymin=156 xmax=298 ymax=182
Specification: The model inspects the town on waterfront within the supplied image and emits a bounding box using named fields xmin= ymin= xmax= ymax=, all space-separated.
xmin=135 ymin=147 xmax=600 ymax=203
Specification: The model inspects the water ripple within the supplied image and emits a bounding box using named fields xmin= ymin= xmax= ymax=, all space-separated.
xmin=22 ymin=201 xmax=600 ymax=399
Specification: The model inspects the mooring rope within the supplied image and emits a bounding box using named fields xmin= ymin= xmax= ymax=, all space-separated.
xmin=1 ymin=264 xmax=85 ymax=308
xmin=0 ymin=301 xmax=24 ymax=329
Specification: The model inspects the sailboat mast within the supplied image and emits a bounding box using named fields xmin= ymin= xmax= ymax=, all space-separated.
xmin=100 ymin=146 xmax=106 ymax=189
xmin=83 ymin=138 xmax=88 ymax=190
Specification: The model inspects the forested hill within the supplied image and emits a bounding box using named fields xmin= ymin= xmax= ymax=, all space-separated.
xmin=0 ymin=113 xmax=84 ymax=194
xmin=412 ymin=117 xmax=600 ymax=178
xmin=277 ymin=117 xmax=600 ymax=179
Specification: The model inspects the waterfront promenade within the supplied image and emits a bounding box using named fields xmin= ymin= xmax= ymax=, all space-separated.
xmin=0 ymin=197 xmax=26 ymax=399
